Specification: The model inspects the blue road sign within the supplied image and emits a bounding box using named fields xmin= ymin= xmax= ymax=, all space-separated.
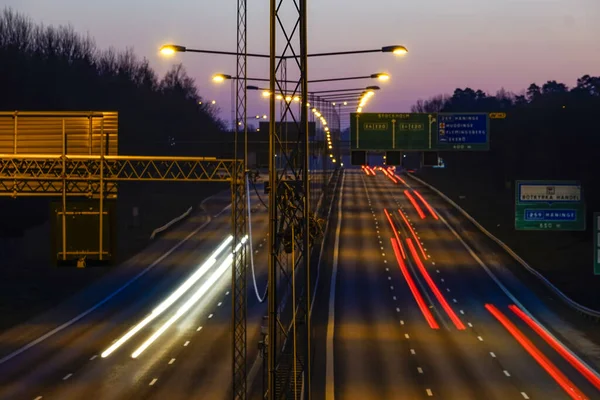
xmin=436 ymin=113 xmax=489 ymax=150
xmin=524 ymin=209 xmax=577 ymax=222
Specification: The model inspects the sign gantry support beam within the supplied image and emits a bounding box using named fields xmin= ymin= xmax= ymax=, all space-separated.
xmin=268 ymin=0 xmax=312 ymax=399
xmin=233 ymin=0 xmax=249 ymax=397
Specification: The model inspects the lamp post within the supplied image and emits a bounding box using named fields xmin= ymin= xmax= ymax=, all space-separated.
xmin=160 ymin=44 xmax=408 ymax=59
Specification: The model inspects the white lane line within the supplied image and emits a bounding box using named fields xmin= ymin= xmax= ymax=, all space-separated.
xmin=149 ymin=378 xmax=158 ymax=386
xmin=380 ymin=247 xmax=384 ymax=250
xmin=405 ymin=334 xmax=410 ymax=339
xmin=62 ymin=373 xmax=72 ymax=381
xmin=382 ymin=253 xmax=386 ymax=256
xmin=452 ymin=298 xmax=458 ymax=303
xmin=34 ymin=397 xmax=43 ymax=400
xmin=169 ymin=358 xmax=176 ymax=365
xmin=440 ymin=278 xmax=445 ymax=283
xmin=426 ymin=389 xmax=433 ymax=396
xmin=436 ymin=269 xmax=440 ymax=273
xmin=379 ymin=240 xmax=383 ymax=244
xmin=400 ymin=320 xmax=405 ymax=325
xmin=446 ymin=288 xmax=451 ymax=293
xmin=218 ymin=302 xmax=223 ymax=307
xmin=390 ymin=286 xmax=394 ymax=290
xmin=468 ymin=322 xmax=473 ymax=327
xmin=208 ymin=313 xmax=214 ymax=319
xmin=325 ymin=172 xmax=344 ymax=400
xmin=385 ymin=267 xmax=389 ymax=271
xmin=432 ymin=262 xmax=436 ymax=265
xmin=396 ymin=307 xmax=401 ymax=313
xmin=410 ymin=349 xmax=416 ymax=354
xmin=460 ymin=310 xmax=464 ymax=315
xmin=503 ymin=370 xmax=511 ymax=377
xmin=388 ymin=277 xmax=392 ymax=281
xmin=0 ymin=215 xmax=220 ymax=366
xmin=89 ymin=355 xmax=97 ymax=361
xmin=393 ymin=296 xmax=397 ymax=300
xmin=521 ymin=392 xmax=530 ymax=399
xmin=383 ymin=260 xmax=387 ymax=264
xmin=490 ymin=352 xmax=496 ymax=358
xmin=197 ymin=326 xmax=203 ymax=331
xmin=258 ymin=243 xmax=263 ymax=248
xmin=417 ymin=367 xmax=424 ymax=374
xmin=184 ymin=341 xmax=190 ymax=347
xmin=477 ymin=336 xmax=484 ymax=341
xmin=225 ymin=291 xmax=230 ymax=295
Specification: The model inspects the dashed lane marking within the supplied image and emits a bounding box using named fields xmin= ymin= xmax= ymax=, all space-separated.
xmin=62 ymin=373 xmax=72 ymax=381
xmin=149 ymin=378 xmax=158 ymax=386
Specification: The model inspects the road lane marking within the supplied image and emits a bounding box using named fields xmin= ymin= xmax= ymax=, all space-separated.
xmin=400 ymin=320 xmax=405 ymax=325
xmin=385 ymin=267 xmax=389 ymax=271
xmin=426 ymin=389 xmax=433 ymax=396
xmin=460 ymin=310 xmax=464 ymax=314
xmin=169 ymin=358 xmax=176 ymax=365
xmin=226 ymin=291 xmax=230 ymax=295
xmin=325 ymin=172 xmax=344 ymax=400
xmin=388 ymin=277 xmax=392 ymax=281
xmin=34 ymin=396 xmax=43 ymax=400
xmin=208 ymin=313 xmax=214 ymax=319
xmin=218 ymin=302 xmax=222 ymax=307
xmin=503 ymin=370 xmax=511 ymax=377
xmin=149 ymin=378 xmax=158 ymax=386
xmin=418 ymin=367 xmax=423 ymax=374
xmin=521 ymin=393 xmax=529 ymax=399
xmin=446 ymin=288 xmax=451 ymax=293
xmin=396 ymin=307 xmax=401 ymax=312
xmin=382 ymin=253 xmax=385 ymax=256
xmin=468 ymin=322 xmax=473 ymax=327
xmin=62 ymin=373 xmax=72 ymax=381
xmin=184 ymin=341 xmax=190 ymax=347
xmin=477 ymin=336 xmax=484 ymax=341
xmin=405 ymin=334 xmax=410 ymax=339
xmin=197 ymin=326 xmax=203 ymax=331
xmin=89 ymin=355 xmax=97 ymax=361
xmin=0 ymin=214 xmax=225 ymax=365
xmin=383 ymin=260 xmax=387 ymax=263
xmin=452 ymin=298 xmax=458 ymax=303
xmin=390 ymin=286 xmax=394 ymax=290
xmin=393 ymin=296 xmax=397 ymax=300
xmin=432 ymin=262 xmax=435 ymax=265
xmin=436 ymin=269 xmax=440 ymax=273
xmin=410 ymin=349 xmax=416 ymax=354
xmin=490 ymin=352 xmax=496 ymax=358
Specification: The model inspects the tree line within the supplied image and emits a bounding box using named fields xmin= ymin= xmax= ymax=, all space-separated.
xmin=0 ymin=7 xmax=225 ymax=156
xmin=411 ymin=76 xmax=600 ymax=231
xmin=0 ymin=8 xmax=227 ymax=236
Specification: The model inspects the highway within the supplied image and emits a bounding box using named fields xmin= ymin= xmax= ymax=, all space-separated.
xmin=0 ymin=189 xmax=271 ymax=400
xmin=318 ymin=168 xmax=600 ymax=400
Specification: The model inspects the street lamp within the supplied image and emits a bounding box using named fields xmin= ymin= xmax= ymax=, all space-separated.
xmin=160 ymin=44 xmax=408 ymax=59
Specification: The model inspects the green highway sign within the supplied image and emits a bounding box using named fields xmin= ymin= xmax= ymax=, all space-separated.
xmin=350 ymin=112 xmax=490 ymax=151
xmin=594 ymin=213 xmax=600 ymax=275
xmin=350 ymin=113 xmax=434 ymax=151
xmin=515 ymin=180 xmax=585 ymax=231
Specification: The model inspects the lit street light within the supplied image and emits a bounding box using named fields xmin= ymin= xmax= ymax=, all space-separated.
xmin=160 ymin=44 xmax=408 ymax=59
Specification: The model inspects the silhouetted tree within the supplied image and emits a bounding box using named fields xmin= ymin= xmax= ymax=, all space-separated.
xmin=0 ymin=7 xmax=228 ymax=235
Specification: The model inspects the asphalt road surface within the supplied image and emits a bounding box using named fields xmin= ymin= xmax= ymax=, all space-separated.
xmin=319 ymin=168 xmax=600 ymax=400
xmin=0 ymin=190 xmax=271 ymax=400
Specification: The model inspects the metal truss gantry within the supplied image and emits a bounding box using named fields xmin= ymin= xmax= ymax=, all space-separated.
xmin=233 ymin=0 xmax=249 ymax=397
xmin=267 ymin=0 xmax=313 ymax=399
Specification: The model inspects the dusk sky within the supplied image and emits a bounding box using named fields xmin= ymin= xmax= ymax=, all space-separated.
xmin=5 ymin=0 xmax=599 ymax=124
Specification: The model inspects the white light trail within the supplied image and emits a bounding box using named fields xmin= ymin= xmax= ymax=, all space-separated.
xmin=101 ymin=235 xmax=234 ymax=358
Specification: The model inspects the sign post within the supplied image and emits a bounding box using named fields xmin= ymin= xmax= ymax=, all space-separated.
xmin=594 ymin=212 xmax=600 ymax=275
xmin=515 ymin=180 xmax=585 ymax=231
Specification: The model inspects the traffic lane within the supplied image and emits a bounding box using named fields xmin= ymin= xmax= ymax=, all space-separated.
xmin=384 ymin=175 xmax=597 ymax=398
xmin=334 ymin=171 xmax=424 ymax=400
xmin=0 ymin=197 xmax=265 ymax=399
xmin=0 ymin=217 xmax=232 ymax=399
xmin=401 ymin=174 xmax=600 ymax=377
xmin=405 ymin=174 xmax=600 ymax=363
xmin=366 ymin=173 xmax=526 ymax=400
xmin=35 ymin=211 xmax=270 ymax=400
xmin=144 ymin=229 xmax=271 ymax=400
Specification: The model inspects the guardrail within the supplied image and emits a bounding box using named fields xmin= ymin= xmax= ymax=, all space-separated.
xmin=150 ymin=206 xmax=193 ymax=239
xmin=407 ymin=173 xmax=600 ymax=320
